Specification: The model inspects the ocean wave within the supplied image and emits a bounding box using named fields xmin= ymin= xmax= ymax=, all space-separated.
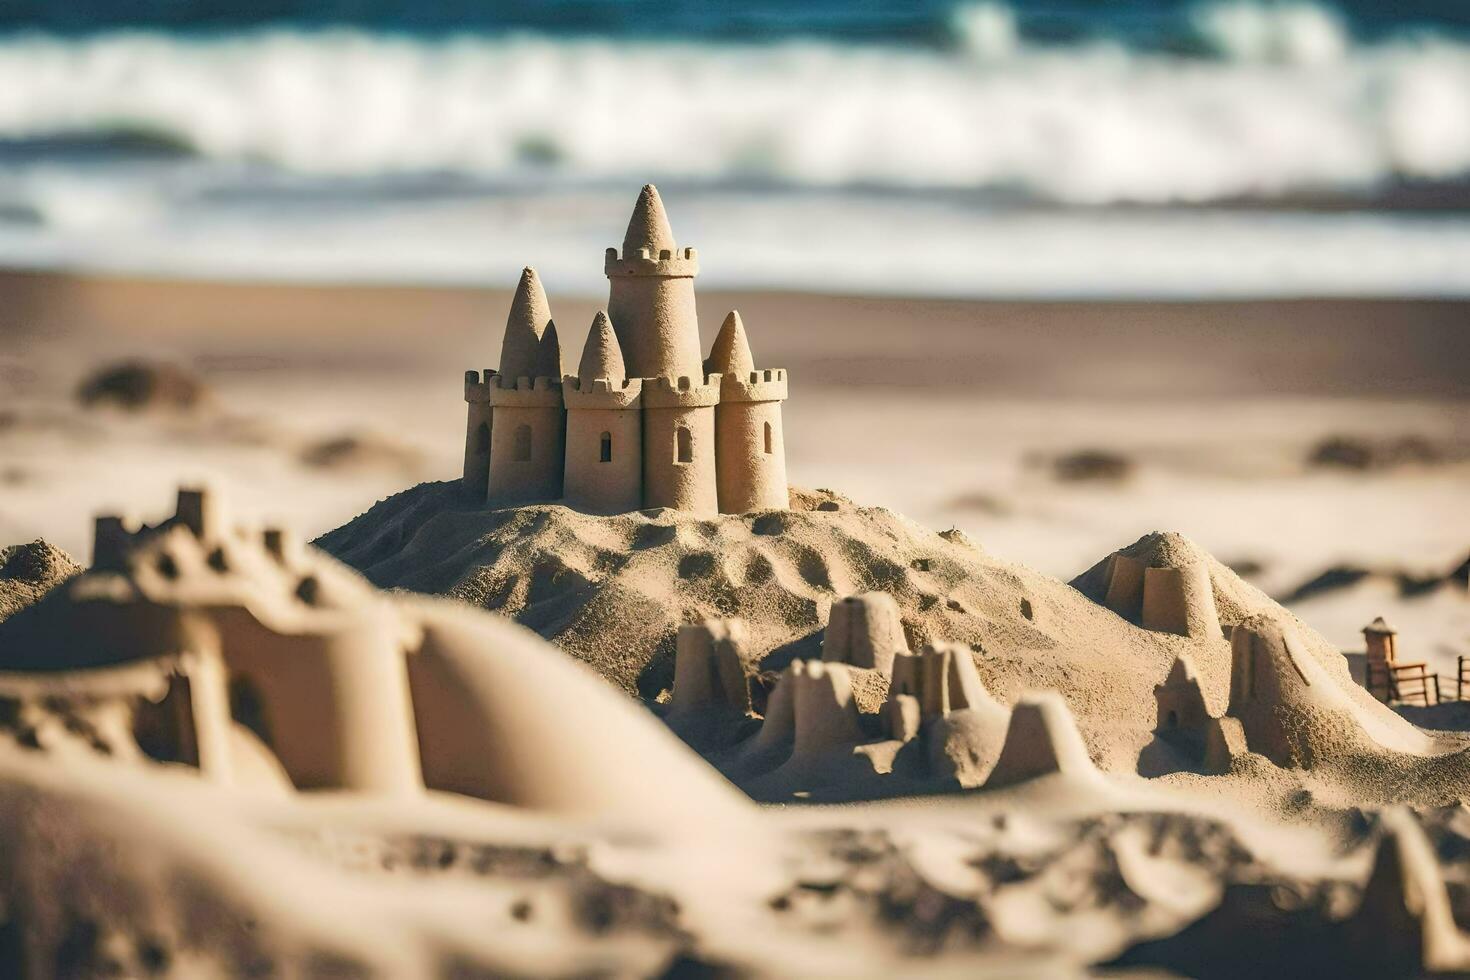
xmin=2 ymin=6 xmax=1470 ymax=204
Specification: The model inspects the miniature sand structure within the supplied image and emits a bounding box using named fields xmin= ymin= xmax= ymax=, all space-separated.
xmin=8 ymin=181 xmax=1470 ymax=975
xmin=0 ymin=486 xmax=742 ymax=817
xmin=462 ymin=185 xmax=788 ymax=516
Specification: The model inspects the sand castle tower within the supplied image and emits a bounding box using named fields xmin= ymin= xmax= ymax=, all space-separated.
xmin=1363 ymin=616 xmax=1400 ymax=664
xmin=462 ymin=368 xmax=495 ymax=500
xmin=822 ymin=591 xmax=906 ymax=675
xmin=670 ymin=618 xmax=753 ymax=716
xmin=885 ymin=642 xmax=999 ymax=732
xmin=1076 ymin=532 xmax=1222 ymax=640
xmin=563 ymin=311 xmax=643 ymax=514
xmin=486 ymin=268 xmax=566 ymax=505
xmin=606 ymin=185 xmax=719 ymax=513
xmin=1154 ymin=654 xmax=1211 ymax=733
xmin=984 ymin=692 xmax=1100 ymax=789
xmin=707 ymin=311 xmax=789 ymax=513
xmin=606 ymin=184 xmax=703 ymax=380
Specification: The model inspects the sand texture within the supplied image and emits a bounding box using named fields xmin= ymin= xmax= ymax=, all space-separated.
xmin=5 ymin=267 xmax=1470 ymax=976
xmin=0 ymin=540 xmax=80 ymax=624
xmin=0 ymin=470 xmax=1464 ymax=975
xmin=317 ymin=481 xmax=1470 ymax=812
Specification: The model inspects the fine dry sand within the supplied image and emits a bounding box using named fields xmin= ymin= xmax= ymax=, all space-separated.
xmin=3 ymin=267 xmax=1470 ymax=975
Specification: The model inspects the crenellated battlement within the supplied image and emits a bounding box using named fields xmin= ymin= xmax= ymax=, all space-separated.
xmin=642 ymin=373 xmax=722 ymax=409
xmin=464 ymin=369 xmax=495 ymax=403
xmin=604 ymin=245 xmax=699 ymax=279
xmin=489 ymin=373 xmax=564 ymax=408
xmin=719 ymin=367 xmax=788 ymax=404
xmin=563 ymin=375 xmax=643 ymax=410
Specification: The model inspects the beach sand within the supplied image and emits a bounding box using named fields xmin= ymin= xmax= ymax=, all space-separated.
xmin=3 ymin=266 xmax=1467 ymax=661
xmin=4 ymin=266 xmax=1470 ymax=975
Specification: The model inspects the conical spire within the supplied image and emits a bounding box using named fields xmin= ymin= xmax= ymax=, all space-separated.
xmin=706 ymin=310 xmax=755 ymax=376
xmin=500 ymin=267 xmax=553 ymax=381
xmin=535 ymin=319 xmax=564 ymax=379
xmin=622 ymin=184 xmax=676 ymax=255
xmin=578 ymin=311 xmax=626 ymax=383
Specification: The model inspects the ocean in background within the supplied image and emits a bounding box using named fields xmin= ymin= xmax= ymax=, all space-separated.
xmin=3 ymin=0 xmax=1470 ymax=297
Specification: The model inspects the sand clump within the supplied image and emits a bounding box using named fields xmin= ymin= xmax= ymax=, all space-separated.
xmin=0 ymin=539 xmax=80 ymax=623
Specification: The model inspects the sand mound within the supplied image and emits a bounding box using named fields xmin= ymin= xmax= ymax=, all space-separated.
xmin=0 ymin=539 xmax=80 ymax=623
xmin=319 ymin=484 xmax=1424 ymax=775
xmin=76 ymin=360 xmax=209 ymax=413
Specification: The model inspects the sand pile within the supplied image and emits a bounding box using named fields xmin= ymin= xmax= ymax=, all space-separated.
xmin=0 ymin=539 xmax=79 ymax=623
xmin=320 ymin=486 xmax=1453 ymax=784
xmin=321 ymin=482 xmax=1186 ymax=768
xmin=6 ymin=485 xmax=1470 ymax=975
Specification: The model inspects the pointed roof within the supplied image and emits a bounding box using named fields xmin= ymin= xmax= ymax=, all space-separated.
xmin=536 ymin=319 xmax=564 ymax=379
xmin=500 ymin=267 xmax=553 ymax=380
xmin=578 ymin=311 xmax=625 ymax=382
xmin=622 ymin=184 xmax=676 ymax=255
xmin=1364 ymin=616 xmax=1398 ymax=636
xmin=706 ymin=310 xmax=755 ymax=376
xmin=1162 ymin=654 xmax=1199 ymax=686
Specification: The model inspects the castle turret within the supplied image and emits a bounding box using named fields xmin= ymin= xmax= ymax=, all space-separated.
xmin=563 ymin=311 xmax=643 ymax=514
xmin=487 ymin=268 xmax=565 ymax=505
xmin=604 ymin=185 xmax=703 ymax=380
xmin=643 ymin=374 xmax=720 ymax=513
xmin=604 ymin=187 xmax=718 ymax=513
xmin=708 ymin=311 xmax=789 ymax=513
xmin=462 ymin=368 xmax=494 ymax=500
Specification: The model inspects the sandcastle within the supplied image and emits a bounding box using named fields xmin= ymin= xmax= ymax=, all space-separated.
xmin=0 ymin=487 xmax=742 ymax=818
xmin=462 ymin=185 xmax=789 ymax=516
xmin=665 ymin=600 xmax=1037 ymax=799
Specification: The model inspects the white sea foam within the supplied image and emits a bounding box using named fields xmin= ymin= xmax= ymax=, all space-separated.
xmin=1 ymin=13 xmax=1469 ymax=204
xmin=2 ymin=177 xmax=1469 ymax=299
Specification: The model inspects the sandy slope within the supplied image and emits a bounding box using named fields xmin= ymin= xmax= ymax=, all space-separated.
xmin=318 ymin=479 xmax=1470 ymax=805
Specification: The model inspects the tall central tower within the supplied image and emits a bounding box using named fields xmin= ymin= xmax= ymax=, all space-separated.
xmin=605 ymin=184 xmax=703 ymax=379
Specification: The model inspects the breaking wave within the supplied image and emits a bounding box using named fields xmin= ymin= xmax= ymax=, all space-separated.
xmin=0 ymin=3 xmax=1468 ymax=206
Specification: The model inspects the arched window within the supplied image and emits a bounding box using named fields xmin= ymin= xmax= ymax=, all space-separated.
xmin=474 ymin=422 xmax=490 ymax=455
xmin=600 ymin=431 xmax=612 ymax=462
xmin=764 ymin=421 xmax=773 ymax=454
xmin=676 ymin=426 xmax=692 ymax=464
xmin=514 ymin=424 xmax=532 ymax=461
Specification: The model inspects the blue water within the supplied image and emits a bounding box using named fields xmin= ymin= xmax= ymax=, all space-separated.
xmin=4 ymin=0 xmax=1468 ymax=47
xmin=2 ymin=0 xmax=1470 ymax=295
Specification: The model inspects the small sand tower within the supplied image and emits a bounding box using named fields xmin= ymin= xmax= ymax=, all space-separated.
xmin=984 ymin=692 xmax=1099 ymax=789
xmin=1082 ymin=532 xmax=1222 ymax=640
xmin=462 ymin=368 xmax=495 ymax=500
xmin=671 ymin=618 xmax=752 ymax=716
xmin=1154 ymin=654 xmax=1211 ymax=734
xmin=1363 ymin=616 xmax=1400 ymax=668
xmin=708 ymin=311 xmax=789 ymax=513
xmin=822 ymin=591 xmax=906 ymax=675
xmin=563 ymin=311 xmax=643 ymax=515
xmin=487 ymin=269 xmax=566 ymax=505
